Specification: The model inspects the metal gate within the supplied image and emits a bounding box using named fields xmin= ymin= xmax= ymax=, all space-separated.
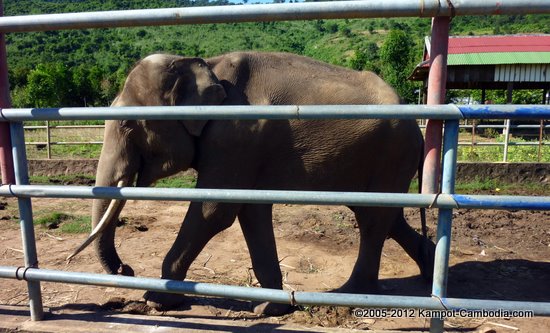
xmin=1 ymin=2 xmax=549 ymax=332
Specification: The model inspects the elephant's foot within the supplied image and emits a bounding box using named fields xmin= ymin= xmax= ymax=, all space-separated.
xmin=332 ymin=279 xmax=379 ymax=295
xmin=252 ymin=301 xmax=293 ymax=316
xmin=143 ymin=291 xmax=187 ymax=311
xmin=418 ymin=238 xmax=436 ymax=282
xmin=117 ymin=263 xmax=135 ymax=276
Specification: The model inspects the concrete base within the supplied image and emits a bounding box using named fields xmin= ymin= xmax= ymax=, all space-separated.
xmin=0 ymin=305 xmax=412 ymax=333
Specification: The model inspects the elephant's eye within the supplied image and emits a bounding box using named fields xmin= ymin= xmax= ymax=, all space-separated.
xmin=167 ymin=60 xmax=179 ymax=72
xmin=118 ymin=120 xmax=136 ymax=131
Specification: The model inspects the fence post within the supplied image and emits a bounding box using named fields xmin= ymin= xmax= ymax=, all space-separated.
xmin=0 ymin=2 xmax=14 ymax=184
xmin=46 ymin=120 xmax=51 ymax=159
xmin=422 ymin=17 xmax=449 ymax=194
xmin=431 ymin=120 xmax=459 ymax=333
xmin=423 ymin=16 xmax=450 ymax=333
xmin=503 ymin=119 xmax=511 ymax=162
xmin=541 ymin=89 xmax=549 ymax=162
xmin=10 ymin=122 xmax=44 ymax=321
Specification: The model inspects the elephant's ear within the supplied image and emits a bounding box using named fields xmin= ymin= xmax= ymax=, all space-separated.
xmin=180 ymin=120 xmax=208 ymax=137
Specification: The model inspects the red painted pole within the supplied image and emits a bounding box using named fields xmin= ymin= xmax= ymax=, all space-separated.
xmin=0 ymin=1 xmax=15 ymax=185
xmin=421 ymin=16 xmax=450 ymax=194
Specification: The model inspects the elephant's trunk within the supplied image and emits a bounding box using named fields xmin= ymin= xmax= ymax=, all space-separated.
xmin=91 ymin=193 xmax=132 ymax=275
xmin=71 ymin=120 xmax=139 ymax=275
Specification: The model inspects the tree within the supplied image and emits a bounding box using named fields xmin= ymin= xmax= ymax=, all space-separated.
xmin=379 ymin=30 xmax=419 ymax=103
xmin=26 ymin=63 xmax=71 ymax=107
xmin=350 ymin=42 xmax=380 ymax=72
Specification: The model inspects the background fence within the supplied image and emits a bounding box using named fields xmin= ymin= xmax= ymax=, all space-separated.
xmin=23 ymin=120 xmax=550 ymax=162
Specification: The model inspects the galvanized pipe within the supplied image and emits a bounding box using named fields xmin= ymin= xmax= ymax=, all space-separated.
xmin=458 ymin=104 xmax=550 ymax=119
xmin=9 ymin=122 xmax=44 ymax=321
xmin=1 ymin=1 xmax=550 ymax=33
xmin=1 ymin=104 xmax=549 ymax=122
xmin=0 ymin=184 xmax=457 ymax=208
xmin=0 ymin=104 xmax=464 ymax=121
xmin=431 ymin=120 xmax=460 ymax=332
xmin=0 ymin=266 xmax=549 ymax=315
xmin=0 ymin=184 xmax=549 ymax=210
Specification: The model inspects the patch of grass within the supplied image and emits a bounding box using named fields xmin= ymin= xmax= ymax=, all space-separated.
xmin=34 ymin=212 xmax=91 ymax=234
xmin=34 ymin=212 xmax=71 ymax=227
xmin=155 ymin=175 xmax=197 ymax=188
xmin=457 ymin=136 xmax=550 ymax=163
xmin=30 ymin=173 xmax=197 ymax=187
xmin=30 ymin=174 xmax=95 ymax=185
xmin=60 ymin=215 xmax=91 ymax=234
xmin=409 ymin=178 xmax=549 ymax=195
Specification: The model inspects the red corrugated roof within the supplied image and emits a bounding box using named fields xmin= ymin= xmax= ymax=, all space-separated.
xmin=448 ymin=35 xmax=550 ymax=54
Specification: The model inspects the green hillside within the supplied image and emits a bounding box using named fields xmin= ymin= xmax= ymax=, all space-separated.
xmin=4 ymin=0 xmax=550 ymax=107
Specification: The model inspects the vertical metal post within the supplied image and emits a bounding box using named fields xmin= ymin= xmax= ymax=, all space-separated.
xmin=0 ymin=1 xmax=15 ymax=185
xmin=424 ymin=16 xmax=451 ymax=333
xmin=430 ymin=119 xmax=459 ymax=333
xmin=422 ymin=16 xmax=450 ymax=194
xmin=471 ymin=120 xmax=476 ymax=147
xmin=10 ymin=122 xmax=44 ymax=321
xmin=537 ymin=119 xmax=544 ymax=162
xmin=503 ymin=119 xmax=511 ymax=162
xmin=503 ymin=83 xmax=514 ymax=162
xmin=46 ymin=121 xmax=51 ymax=159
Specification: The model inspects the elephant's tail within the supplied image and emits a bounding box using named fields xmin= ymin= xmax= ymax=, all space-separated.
xmin=417 ymin=140 xmax=436 ymax=282
xmin=418 ymin=142 xmax=428 ymax=240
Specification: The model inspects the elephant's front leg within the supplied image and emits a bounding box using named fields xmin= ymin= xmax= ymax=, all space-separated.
xmin=238 ymin=204 xmax=291 ymax=315
xmin=144 ymin=201 xmax=240 ymax=310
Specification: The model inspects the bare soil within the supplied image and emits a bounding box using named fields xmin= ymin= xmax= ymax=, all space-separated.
xmin=1 ymin=167 xmax=549 ymax=332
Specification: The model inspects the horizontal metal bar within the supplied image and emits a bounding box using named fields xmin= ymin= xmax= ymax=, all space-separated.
xmin=32 ymin=123 xmax=548 ymax=130
xmin=454 ymin=194 xmax=550 ymax=210
xmin=0 ymin=184 xmax=458 ymax=208
xmin=24 ymin=125 xmax=105 ymax=130
xmin=460 ymin=125 xmax=550 ymax=129
xmin=0 ymin=105 xmax=464 ymax=121
xmin=1 ymin=0 xmax=549 ymax=33
xmin=25 ymin=142 xmax=102 ymax=145
xmin=459 ymin=105 xmax=550 ymax=119
xmin=0 ymin=267 xmax=548 ymax=315
xmin=457 ymin=142 xmax=549 ymax=146
xmin=1 ymin=105 xmax=549 ymax=122
xmin=1 ymin=184 xmax=549 ymax=211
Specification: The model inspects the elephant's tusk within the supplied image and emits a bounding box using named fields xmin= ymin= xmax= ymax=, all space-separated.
xmin=66 ymin=181 xmax=124 ymax=261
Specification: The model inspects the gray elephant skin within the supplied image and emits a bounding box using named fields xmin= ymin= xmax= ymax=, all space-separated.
xmin=83 ymin=51 xmax=435 ymax=315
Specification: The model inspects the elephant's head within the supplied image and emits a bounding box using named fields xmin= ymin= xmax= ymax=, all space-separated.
xmin=67 ymin=54 xmax=226 ymax=275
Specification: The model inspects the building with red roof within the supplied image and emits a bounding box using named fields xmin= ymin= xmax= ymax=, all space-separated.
xmin=410 ymin=35 xmax=550 ymax=98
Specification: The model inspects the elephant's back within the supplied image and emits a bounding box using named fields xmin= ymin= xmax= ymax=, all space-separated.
xmin=208 ymin=51 xmax=400 ymax=106
xmin=257 ymin=118 xmax=422 ymax=193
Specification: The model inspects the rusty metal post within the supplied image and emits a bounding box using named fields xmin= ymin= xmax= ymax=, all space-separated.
xmin=424 ymin=16 xmax=450 ymax=333
xmin=0 ymin=1 xmax=14 ymax=184
xmin=422 ymin=17 xmax=449 ymax=194
xmin=0 ymin=2 xmax=43 ymax=321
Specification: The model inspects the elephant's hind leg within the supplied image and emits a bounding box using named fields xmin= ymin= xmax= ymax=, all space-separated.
xmin=239 ymin=204 xmax=282 ymax=289
xmin=335 ymin=206 xmax=399 ymax=294
xmin=238 ymin=204 xmax=291 ymax=315
xmin=389 ymin=213 xmax=435 ymax=281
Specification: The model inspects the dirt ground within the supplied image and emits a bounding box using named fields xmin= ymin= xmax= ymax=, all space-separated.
xmin=0 ymin=172 xmax=549 ymax=332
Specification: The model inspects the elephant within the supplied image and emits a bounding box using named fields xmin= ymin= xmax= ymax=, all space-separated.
xmin=70 ymin=51 xmax=435 ymax=315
